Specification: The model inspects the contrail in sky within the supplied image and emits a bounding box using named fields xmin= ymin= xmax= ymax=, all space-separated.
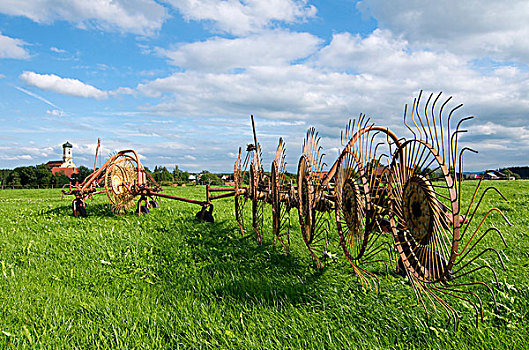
xmin=14 ymin=85 xmax=60 ymax=109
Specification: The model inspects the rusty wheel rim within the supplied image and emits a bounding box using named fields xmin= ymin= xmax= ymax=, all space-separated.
xmin=335 ymin=150 xmax=370 ymax=262
xmin=297 ymin=130 xmax=330 ymax=267
xmin=105 ymin=156 xmax=138 ymax=214
xmin=271 ymin=161 xmax=290 ymax=251
xmin=234 ymin=148 xmax=248 ymax=236
xmin=250 ymin=162 xmax=263 ymax=244
xmin=389 ymin=139 xmax=458 ymax=283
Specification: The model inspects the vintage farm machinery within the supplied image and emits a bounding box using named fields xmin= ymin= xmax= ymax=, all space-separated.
xmin=204 ymin=115 xmax=295 ymax=250
xmin=61 ymin=90 xmax=510 ymax=329
xmin=63 ymin=140 xmax=213 ymax=220
xmin=219 ymin=92 xmax=510 ymax=329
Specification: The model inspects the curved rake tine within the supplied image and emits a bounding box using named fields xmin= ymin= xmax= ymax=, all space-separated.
xmin=461 ymin=187 xmax=511 ymax=242
xmin=412 ymin=92 xmax=423 ymax=140
xmin=438 ymin=94 xmax=452 ymax=160
xmin=447 ymin=281 xmax=499 ymax=311
xmin=446 ymin=102 xmax=464 ymax=167
xmin=460 ymin=207 xmax=511 ymax=254
xmin=403 ymin=103 xmax=418 ymax=140
xmin=454 ymin=246 xmax=507 ymax=275
xmin=434 ymin=286 xmax=482 ymax=327
xmin=457 ymin=226 xmax=508 ymax=262
xmin=431 ymin=91 xmax=443 ymax=152
xmin=452 ymin=264 xmax=500 ymax=289
xmin=457 ymin=147 xmax=478 ymax=208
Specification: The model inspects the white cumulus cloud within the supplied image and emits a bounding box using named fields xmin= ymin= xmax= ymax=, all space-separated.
xmin=0 ymin=32 xmax=30 ymax=59
xmin=20 ymin=71 xmax=109 ymax=99
xmin=134 ymin=26 xmax=529 ymax=170
xmin=0 ymin=0 xmax=168 ymax=36
xmin=357 ymin=0 xmax=529 ymax=65
xmin=157 ymin=30 xmax=322 ymax=71
xmin=167 ymin=0 xmax=317 ymax=35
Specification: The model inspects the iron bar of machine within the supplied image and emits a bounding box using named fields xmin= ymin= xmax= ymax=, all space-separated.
xmin=209 ymin=187 xmax=236 ymax=192
xmin=149 ymin=191 xmax=208 ymax=206
xmin=209 ymin=191 xmax=236 ymax=200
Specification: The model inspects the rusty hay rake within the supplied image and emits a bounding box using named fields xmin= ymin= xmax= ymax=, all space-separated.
xmin=216 ymin=92 xmax=510 ymax=329
xmin=63 ymin=140 xmax=213 ymax=220
xmin=61 ymin=91 xmax=511 ymax=330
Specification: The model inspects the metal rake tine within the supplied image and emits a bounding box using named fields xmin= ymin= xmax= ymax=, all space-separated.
xmin=449 ymin=281 xmax=499 ymax=312
xmin=434 ymin=286 xmax=482 ymax=328
xmin=431 ymin=91 xmax=443 ymax=152
xmin=454 ymin=245 xmax=507 ymax=275
xmin=452 ymin=264 xmax=501 ymax=288
xmin=446 ymin=102 xmax=464 ymax=172
xmin=438 ymin=95 xmax=451 ymax=161
xmin=413 ymin=91 xmax=424 ymax=140
xmin=403 ymin=103 xmax=417 ymax=140
xmin=460 ymin=208 xmax=510 ymax=255
xmin=457 ymin=147 xmax=478 ymax=208
xmin=461 ymin=188 xmax=512 ymax=242
xmin=451 ymin=116 xmax=474 ymax=172
xmin=416 ymin=91 xmax=431 ymax=144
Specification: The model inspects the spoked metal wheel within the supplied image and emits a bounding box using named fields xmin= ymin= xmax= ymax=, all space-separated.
xmin=389 ymin=139 xmax=457 ymax=283
xmin=297 ymin=129 xmax=333 ymax=268
xmin=386 ymin=91 xmax=511 ymax=329
xmin=335 ymin=121 xmax=401 ymax=273
xmin=334 ymin=120 xmax=401 ymax=288
xmin=271 ymin=138 xmax=290 ymax=252
xmin=250 ymin=162 xmax=264 ymax=245
xmin=234 ymin=147 xmax=249 ymax=236
xmin=105 ymin=155 xmax=139 ymax=214
xmin=335 ymin=151 xmax=370 ymax=264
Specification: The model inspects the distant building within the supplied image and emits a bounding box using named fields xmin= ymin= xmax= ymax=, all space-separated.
xmin=46 ymin=141 xmax=79 ymax=178
xmin=483 ymin=170 xmax=508 ymax=180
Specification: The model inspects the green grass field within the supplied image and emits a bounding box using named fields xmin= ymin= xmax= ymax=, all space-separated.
xmin=0 ymin=181 xmax=528 ymax=349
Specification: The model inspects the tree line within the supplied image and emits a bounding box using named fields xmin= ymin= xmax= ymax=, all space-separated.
xmin=499 ymin=166 xmax=528 ymax=179
xmin=0 ymin=164 xmax=226 ymax=189
xmin=0 ymin=165 xmax=92 ymax=188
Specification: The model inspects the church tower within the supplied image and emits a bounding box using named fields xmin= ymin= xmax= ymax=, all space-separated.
xmin=62 ymin=141 xmax=76 ymax=168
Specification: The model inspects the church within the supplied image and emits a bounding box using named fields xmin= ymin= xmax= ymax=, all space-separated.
xmin=46 ymin=141 xmax=79 ymax=178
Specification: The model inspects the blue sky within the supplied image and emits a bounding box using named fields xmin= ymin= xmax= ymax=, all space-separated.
xmin=1 ymin=0 xmax=528 ymax=172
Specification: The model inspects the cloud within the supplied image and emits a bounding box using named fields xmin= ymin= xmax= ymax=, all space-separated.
xmin=0 ymin=0 xmax=168 ymax=36
xmin=157 ymin=30 xmax=322 ymax=71
xmin=132 ymin=27 xmax=529 ymax=171
xmin=136 ymin=30 xmax=483 ymax=123
xmin=0 ymin=154 xmax=33 ymax=161
xmin=357 ymin=0 xmax=529 ymax=65
xmin=19 ymin=71 xmax=137 ymax=99
xmin=0 ymin=32 xmax=30 ymax=59
xmin=50 ymin=46 xmax=66 ymax=53
xmin=20 ymin=71 xmax=109 ymax=99
xmin=168 ymin=0 xmax=317 ymax=35
xmin=46 ymin=109 xmax=66 ymax=117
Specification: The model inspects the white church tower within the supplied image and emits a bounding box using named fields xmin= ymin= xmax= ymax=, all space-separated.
xmin=61 ymin=141 xmax=76 ymax=168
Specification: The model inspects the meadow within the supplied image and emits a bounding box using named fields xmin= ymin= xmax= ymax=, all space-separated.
xmin=0 ymin=181 xmax=528 ymax=349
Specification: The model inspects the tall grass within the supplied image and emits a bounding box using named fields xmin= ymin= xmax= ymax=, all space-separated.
xmin=0 ymin=181 xmax=527 ymax=348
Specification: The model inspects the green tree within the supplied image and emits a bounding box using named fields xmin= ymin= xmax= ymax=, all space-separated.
xmin=173 ymin=165 xmax=190 ymax=184
xmin=0 ymin=169 xmax=11 ymax=187
xmin=36 ymin=164 xmax=53 ymax=186
xmin=199 ymin=171 xmax=223 ymax=186
xmin=7 ymin=171 xmax=21 ymax=186
xmin=150 ymin=166 xmax=173 ymax=184
xmin=15 ymin=166 xmax=38 ymax=187
xmin=52 ymin=171 xmax=71 ymax=187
